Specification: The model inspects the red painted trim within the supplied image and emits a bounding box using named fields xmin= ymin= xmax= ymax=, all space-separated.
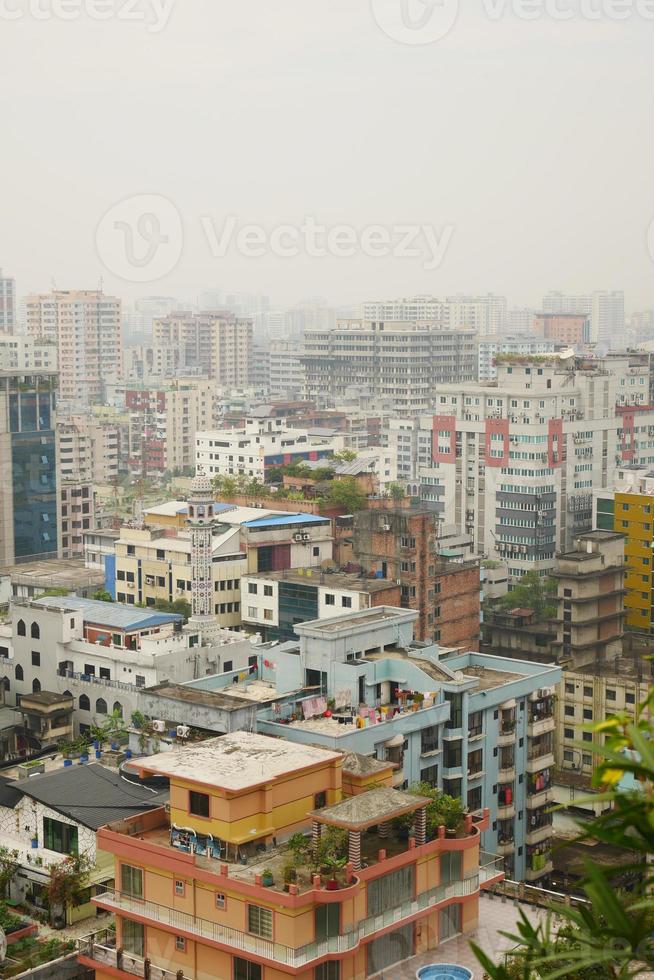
xmin=7 ymin=924 xmax=38 ymax=945
xmin=548 ymin=418 xmax=564 ymax=468
xmin=485 ymin=419 xmax=510 ymax=468
xmin=621 ymin=409 xmax=636 ymax=461
xmin=432 ymin=415 xmax=457 ymax=463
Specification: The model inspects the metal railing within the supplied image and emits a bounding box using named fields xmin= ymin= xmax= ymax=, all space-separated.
xmin=95 ymin=875 xmax=484 ymax=968
xmin=78 ymin=934 xmax=190 ymax=979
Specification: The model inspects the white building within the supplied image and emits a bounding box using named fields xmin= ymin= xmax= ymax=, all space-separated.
xmin=542 ymin=291 xmax=625 ymax=348
xmin=1 ymin=596 xmax=255 ymax=726
xmin=444 ymin=293 xmax=507 ymax=337
xmin=477 ymin=334 xmax=559 ymax=382
xmin=0 ymin=271 xmax=16 ymax=333
xmin=269 ymin=338 xmax=305 ymax=399
xmin=388 ymin=353 xmax=654 ymax=581
xmin=0 ymin=334 xmax=57 ymax=371
xmin=302 ymin=319 xmax=477 ymax=414
xmin=196 ymin=418 xmax=344 ymax=481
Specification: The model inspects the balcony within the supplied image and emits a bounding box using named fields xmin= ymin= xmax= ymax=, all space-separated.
xmin=78 ymin=933 xmax=189 ymax=980
xmin=496 ymin=838 xmax=515 ymax=857
xmin=93 ymin=873 xmax=487 ymax=969
xmin=497 ymin=725 xmax=517 ymax=747
xmin=526 ymin=823 xmax=553 ymax=846
xmin=497 ymin=802 xmax=516 ymax=820
xmin=526 ymin=788 xmax=553 ymax=809
xmin=497 ymin=764 xmax=516 ymax=783
xmin=525 ymin=859 xmax=553 ymax=882
xmin=526 ymin=752 xmax=555 ymax=774
xmin=527 ymin=715 xmax=555 ymax=738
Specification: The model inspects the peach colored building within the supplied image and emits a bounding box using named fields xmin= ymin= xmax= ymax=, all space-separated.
xmin=534 ymin=313 xmax=589 ymax=346
xmin=79 ymin=733 xmax=502 ymax=980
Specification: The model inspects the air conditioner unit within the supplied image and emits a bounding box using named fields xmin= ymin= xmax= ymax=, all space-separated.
xmin=152 ymin=720 xmax=165 ymax=733
xmin=382 ymin=524 xmax=391 ymax=532
xmin=292 ymin=532 xmax=303 ymax=542
xmin=177 ymin=725 xmax=190 ymax=739
xmin=302 ymin=533 xmax=310 ymax=541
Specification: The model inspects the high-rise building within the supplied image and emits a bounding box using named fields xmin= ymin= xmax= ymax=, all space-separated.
xmin=362 ymin=295 xmax=448 ymax=321
xmin=0 ymin=334 xmax=57 ymax=372
xmin=25 ymin=290 xmax=122 ymax=408
xmin=302 ymin=320 xmax=477 ymax=413
xmin=153 ymin=311 xmax=253 ymax=385
xmin=534 ymin=313 xmax=590 ymax=347
xmin=0 ymin=270 xmax=16 ymax=333
xmin=269 ymin=338 xmax=305 ymax=399
xmin=56 ymin=415 xmax=120 ymax=486
xmin=0 ymin=370 xmax=58 ymax=565
xmin=361 ymin=293 xmax=507 ymax=337
xmin=389 ymin=353 xmax=654 ymax=582
xmin=542 ymin=291 xmax=624 ymax=347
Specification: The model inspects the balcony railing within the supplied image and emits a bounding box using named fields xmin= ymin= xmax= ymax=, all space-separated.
xmin=94 ymin=874 xmax=486 ymax=968
xmin=78 ymin=935 xmax=189 ymax=979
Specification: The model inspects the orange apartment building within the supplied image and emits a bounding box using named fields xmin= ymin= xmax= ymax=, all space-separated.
xmin=79 ymin=732 xmax=501 ymax=980
xmin=533 ymin=313 xmax=590 ymax=347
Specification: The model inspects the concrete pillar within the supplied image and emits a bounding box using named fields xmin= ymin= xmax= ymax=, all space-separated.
xmin=379 ymin=821 xmax=390 ymax=839
xmin=348 ymin=829 xmax=362 ymax=871
xmin=312 ymin=820 xmax=322 ymax=855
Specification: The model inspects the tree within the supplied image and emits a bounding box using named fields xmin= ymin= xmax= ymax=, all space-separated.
xmin=323 ymin=477 xmax=367 ymax=514
xmin=48 ymin=854 xmax=93 ymax=926
xmin=0 ymin=847 xmax=19 ymax=899
xmin=91 ymin=589 xmax=114 ymax=603
xmin=333 ymin=449 xmax=357 ymax=463
xmin=388 ymin=482 xmax=406 ymax=501
xmin=494 ymin=571 xmax=556 ymax=622
xmin=212 ymin=474 xmax=238 ymax=497
xmin=472 ymin=691 xmax=654 ymax=979
xmin=154 ymin=597 xmax=191 ymax=621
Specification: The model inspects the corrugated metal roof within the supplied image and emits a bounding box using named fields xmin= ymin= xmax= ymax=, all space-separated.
xmin=243 ymin=513 xmax=330 ymax=528
xmin=32 ymin=596 xmax=183 ymax=631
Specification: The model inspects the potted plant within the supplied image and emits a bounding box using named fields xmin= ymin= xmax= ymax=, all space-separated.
xmin=261 ymin=869 xmax=274 ymax=887
xmin=282 ymin=860 xmax=297 ymax=892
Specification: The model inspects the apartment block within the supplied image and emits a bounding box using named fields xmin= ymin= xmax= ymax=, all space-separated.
xmin=25 ymin=290 xmax=122 ymax=408
xmin=0 ymin=370 xmax=58 ymax=565
xmin=240 ymin=568 xmax=402 ymax=640
xmin=477 ymin=334 xmax=558 ymax=382
xmin=551 ymin=530 xmax=625 ymax=668
xmin=123 ymin=344 xmax=183 ymax=383
xmin=153 ymin=311 xmax=253 ymax=384
xmin=594 ymin=466 xmax=654 ymax=633
xmin=196 ymin=417 xmax=343 ymax=482
xmin=361 ymin=294 xmax=508 ymax=337
xmin=0 ymin=270 xmax=15 ymax=332
xmin=58 ymin=483 xmax=94 ymax=559
xmin=351 ymin=508 xmax=481 ymax=646
xmin=121 ymin=380 xmax=215 ymax=476
xmin=542 ymin=290 xmax=624 ymax=347
xmin=255 ymin=605 xmax=561 ymax=882
xmin=57 ymin=415 xmax=120 ymax=486
xmin=302 ymin=320 xmax=477 ymax=414
xmin=80 ymin=732 xmax=502 ymax=979
xmin=269 ymin=338 xmax=305 ymax=399
xmin=0 ymin=334 xmax=57 ymax=372
xmin=533 ymin=313 xmax=589 ymax=347
xmin=389 ymin=353 xmax=654 ymax=581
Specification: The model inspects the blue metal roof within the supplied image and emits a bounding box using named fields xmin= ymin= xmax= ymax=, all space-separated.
xmin=243 ymin=513 xmax=330 ymax=528
xmin=32 ymin=596 xmax=183 ymax=632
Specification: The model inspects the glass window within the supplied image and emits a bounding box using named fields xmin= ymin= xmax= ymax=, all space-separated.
xmin=248 ymin=905 xmax=273 ymax=939
xmin=189 ymin=791 xmax=210 ymax=818
xmin=234 ymin=959 xmax=261 ymax=980
xmin=43 ymin=817 xmax=78 ymax=855
xmin=122 ymin=919 xmax=144 ymax=957
xmin=121 ymin=864 xmax=143 ymax=898
xmin=315 ymin=964 xmax=340 ymax=980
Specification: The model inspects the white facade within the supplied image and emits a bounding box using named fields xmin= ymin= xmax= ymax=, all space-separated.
xmin=0 ymin=334 xmax=57 ymax=371
xmin=444 ymin=293 xmax=507 ymax=337
xmin=196 ymin=418 xmax=344 ymax=481
xmin=477 ymin=335 xmax=558 ymax=382
xmin=388 ymin=354 xmax=654 ymax=580
xmin=0 ymin=271 xmax=16 ymax=333
xmin=269 ymin=338 xmax=305 ymax=398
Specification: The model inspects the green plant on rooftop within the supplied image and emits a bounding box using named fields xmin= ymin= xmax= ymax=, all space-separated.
xmin=321 ymin=477 xmax=367 ymax=514
xmin=0 ymin=848 xmax=19 ymax=900
xmin=333 ymin=449 xmax=358 ymax=463
xmin=313 ymin=827 xmax=348 ymax=879
xmin=153 ymin=597 xmax=191 ymax=621
xmin=492 ymin=571 xmax=556 ymax=623
xmin=91 ymin=589 xmax=114 ymax=603
xmin=472 ymin=689 xmax=654 ymax=979
xmin=39 ymin=587 xmax=70 ymax=597
xmin=387 ymin=482 xmax=406 ymax=500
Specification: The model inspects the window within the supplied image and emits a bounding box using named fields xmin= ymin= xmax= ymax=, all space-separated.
xmin=607 ymin=690 xmax=616 ymax=701
xmin=315 ymin=964 xmax=340 ymax=980
xmin=31 ymin=651 xmax=40 ymax=667
xmin=135 ymin=675 xmax=145 ymax=688
xmin=30 ymin=622 xmax=40 ymax=639
xmin=325 ymin=594 xmax=335 ymax=606
xmin=583 ymin=708 xmax=593 ymax=721
xmin=122 ymin=920 xmax=144 ymax=957
xmin=79 ymin=693 xmax=90 ymax=710
xmin=189 ymin=791 xmax=210 ymax=818
xmin=96 ymin=698 xmax=107 ymax=715
xmin=626 ymin=692 xmax=635 ymax=704
xmin=565 ymin=683 xmax=574 ymax=695
xmin=121 ymin=864 xmax=143 ymax=898
xmin=248 ymin=583 xmax=258 ymax=594
xmin=43 ymin=817 xmax=78 ymax=855
xmin=583 ymin=686 xmax=593 ymax=698
xmin=564 ymin=705 xmax=574 ymax=717
xmin=313 ymin=546 xmax=320 ymax=557
xmin=174 ymin=879 xmax=185 ymax=896
xmin=247 ymin=606 xmax=257 ymax=618
xmin=263 ymin=585 xmax=273 ymax=597
xmin=175 ymin=937 xmax=186 ymax=952
xmin=564 ymin=727 xmax=574 ymax=739
xmin=582 ymin=731 xmax=592 ymax=742
xmin=234 ymin=959 xmax=261 ymax=980
xmin=248 ymin=905 xmax=273 ymax=939
xmin=263 ymin=609 xmax=273 ymax=621
xmin=32 ymin=678 xmax=41 ymax=693
xmin=17 ymin=620 xmax=25 ymax=637
xmin=341 ymin=596 xmax=352 ymax=608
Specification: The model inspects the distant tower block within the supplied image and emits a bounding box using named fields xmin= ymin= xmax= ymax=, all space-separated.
xmin=188 ymin=470 xmax=215 ymax=621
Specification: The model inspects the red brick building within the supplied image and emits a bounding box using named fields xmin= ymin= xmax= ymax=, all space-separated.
xmin=350 ymin=508 xmax=480 ymax=647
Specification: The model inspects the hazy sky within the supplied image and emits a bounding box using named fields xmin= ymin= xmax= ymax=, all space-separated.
xmin=2 ymin=0 xmax=653 ymax=310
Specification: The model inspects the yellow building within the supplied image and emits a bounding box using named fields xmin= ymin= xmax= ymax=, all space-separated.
xmin=80 ymin=733 xmax=502 ymax=980
xmin=115 ymin=523 xmax=245 ymax=629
